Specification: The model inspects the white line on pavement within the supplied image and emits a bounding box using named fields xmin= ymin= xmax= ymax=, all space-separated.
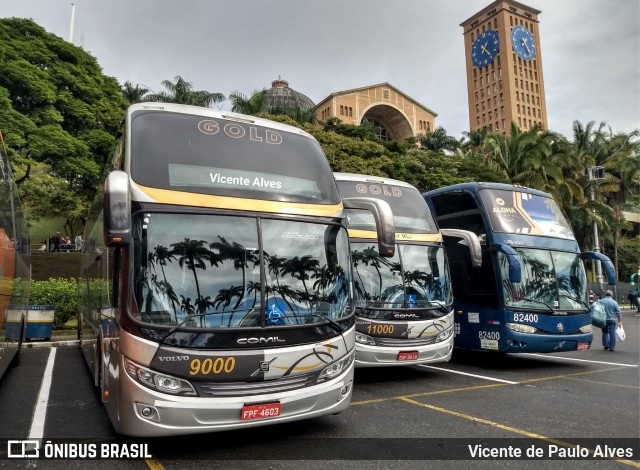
xmin=416 ymin=364 xmax=519 ymax=384
xmin=521 ymin=353 xmax=638 ymax=367
xmin=29 ymin=348 xmax=57 ymax=439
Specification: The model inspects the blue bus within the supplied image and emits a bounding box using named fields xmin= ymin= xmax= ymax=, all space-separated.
xmin=423 ymin=182 xmax=616 ymax=353
xmin=0 ymin=131 xmax=30 ymax=377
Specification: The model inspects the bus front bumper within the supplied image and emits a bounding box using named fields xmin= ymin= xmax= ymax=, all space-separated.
xmin=354 ymin=338 xmax=453 ymax=368
xmin=116 ymin=360 xmax=354 ymax=437
xmin=501 ymin=331 xmax=593 ymax=353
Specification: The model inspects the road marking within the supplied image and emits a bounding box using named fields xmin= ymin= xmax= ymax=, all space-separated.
xmin=417 ymin=365 xmax=519 ymax=384
xmin=398 ymin=396 xmax=640 ymax=468
xmin=564 ymin=377 xmax=640 ymax=389
xmin=145 ymin=458 xmax=166 ymax=470
xmin=351 ymin=382 xmax=510 ymax=405
xmin=29 ymin=348 xmax=57 ymax=439
xmin=518 ymin=366 xmax=629 ymax=384
xmin=521 ymin=353 xmax=638 ymax=367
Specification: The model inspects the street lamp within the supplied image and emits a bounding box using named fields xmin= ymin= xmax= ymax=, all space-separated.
xmin=587 ymin=166 xmax=605 ymax=288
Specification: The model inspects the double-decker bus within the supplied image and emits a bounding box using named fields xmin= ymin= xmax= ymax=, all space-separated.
xmin=78 ymin=103 xmax=395 ymax=436
xmin=334 ymin=173 xmax=481 ymax=367
xmin=0 ymin=130 xmax=30 ymax=378
xmin=423 ymin=182 xmax=616 ymax=353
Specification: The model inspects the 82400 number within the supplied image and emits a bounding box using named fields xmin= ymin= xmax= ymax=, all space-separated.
xmin=513 ymin=313 xmax=539 ymax=323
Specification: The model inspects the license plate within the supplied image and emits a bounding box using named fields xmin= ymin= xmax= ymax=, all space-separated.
xmin=241 ymin=403 xmax=282 ymax=421
xmin=397 ymin=351 xmax=419 ymax=361
xmin=576 ymin=342 xmax=589 ymax=351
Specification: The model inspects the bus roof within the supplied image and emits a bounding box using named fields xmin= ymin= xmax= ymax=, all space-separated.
xmin=333 ymin=172 xmax=420 ymax=190
xmin=127 ymin=102 xmax=315 ymax=140
xmin=423 ymin=182 xmax=553 ymax=199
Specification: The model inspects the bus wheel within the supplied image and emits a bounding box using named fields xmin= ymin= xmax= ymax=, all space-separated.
xmin=10 ymin=315 xmax=25 ymax=368
xmin=93 ymin=337 xmax=102 ymax=388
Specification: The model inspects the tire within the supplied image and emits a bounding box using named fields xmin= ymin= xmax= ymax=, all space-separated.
xmin=10 ymin=314 xmax=25 ymax=368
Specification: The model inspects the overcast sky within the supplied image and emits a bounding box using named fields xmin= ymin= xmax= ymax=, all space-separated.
xmin=2 ymin=0 xmax=639 ymax=139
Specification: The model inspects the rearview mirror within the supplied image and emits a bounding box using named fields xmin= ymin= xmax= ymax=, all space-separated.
xmin=343 ymin=197 xmax=395 ymax=257
xmin=103 ymin=170 xmax=131 ymax=247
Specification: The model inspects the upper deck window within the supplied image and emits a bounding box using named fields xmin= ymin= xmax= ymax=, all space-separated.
xmin=479 ymin=189 xmax=574 ymax=239
xmin=336 ymin=181 xmax=437 ymax=234
xmin=129 ymin=111 xmax=340 ymax=205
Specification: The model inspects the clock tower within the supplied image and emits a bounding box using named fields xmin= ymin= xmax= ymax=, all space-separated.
xmin=460 ymin=0 xmax=548 ymax=136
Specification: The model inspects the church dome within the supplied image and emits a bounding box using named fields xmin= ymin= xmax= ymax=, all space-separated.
xmin=261 ymin=77 xmax=315 ymax=112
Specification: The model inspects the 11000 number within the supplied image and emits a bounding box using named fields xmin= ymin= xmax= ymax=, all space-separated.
xmin=367 ymin=324 xmax=395 ymax=335
xmin=189 ymin=357 xmax=236 ymax=376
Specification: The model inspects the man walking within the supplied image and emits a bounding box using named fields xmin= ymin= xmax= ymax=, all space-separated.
xmin=600 ymin=290 xmax=622 ymax=352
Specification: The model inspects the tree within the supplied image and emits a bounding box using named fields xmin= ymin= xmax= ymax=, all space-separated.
xmin=229 ymin=90 xmax=265 ymax=114
xmin=0 ymin=17 xmax=128 ymax=235
xmin=121 ymin=81 xmax=150 ymax=104
xmin=418 ymin=127 xmax=461 ymax=153
xmin=144 ymin=75 xmax=225 ymax=107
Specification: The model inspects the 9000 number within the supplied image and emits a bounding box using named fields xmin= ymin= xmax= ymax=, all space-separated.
xmin=189 ymin=357 xmax=236 ymax=376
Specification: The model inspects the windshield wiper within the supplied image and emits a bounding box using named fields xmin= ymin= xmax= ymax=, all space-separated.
xmin=158 ymin=308 xmax=251 ymax=343
xmin=519 ymin=297 xmax=555 ymax=313
xmin=425 ymin=301 xmax=451 ymax=314
xmin=299 ymin=313 xmax=346 ymax=333
xmin=559 ymin=292 xmax=590 ymax=310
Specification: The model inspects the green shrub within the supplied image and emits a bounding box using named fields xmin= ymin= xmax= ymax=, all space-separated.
xmin=29 ymin=278 xmax=78 ymax=328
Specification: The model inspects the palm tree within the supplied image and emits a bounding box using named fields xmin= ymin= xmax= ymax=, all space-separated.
xmin=419 ymin=127 xmax=461 ymax=153
xmin=121 ymin=81 xmax=150 ymax=103
xmin=246 ymin=281 xmax=261 ymax=309
xmin=152 ymin=245 xmax=176 ymax=285
xmin=171 ymin=238 xmax=222 ymax=324
xmin=214 ymin=285 xmax=244 ymax=326
xmin=210 ymin=237 xmax=257 ymax=310
xmin=229 ymin=90 xmax=265 ymax=114
xmin=144 ymin=75 xmax=225 ymax=107
xmin=280 ymin=256 xmax=320 ymax=308
xmin=354 ymin=246 xmax=386 ymax=298
xmin=265 ymin=252 xmax=286 ymax=288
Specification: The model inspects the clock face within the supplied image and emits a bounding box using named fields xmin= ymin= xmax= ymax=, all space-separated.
xmin=471 ymin=30 xmax=499 ymax=68
xmin=511 ymin=25 xmax=536 ymax=61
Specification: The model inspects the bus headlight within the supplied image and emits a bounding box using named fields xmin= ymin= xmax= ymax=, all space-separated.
xmin=579 ymin=324 xmax=593 ymax=333
xmin=355 ymin=332 xmax=376 ymax=346
xmin=317 ymin=349 xmax=355 ymax=383
xmin=125 ymin=358 xmax=197 ymax=396
xmin=506 ymin=323 xmax=537 ymax=334
xmin=436 ymin=327 xmax=453 ymax=342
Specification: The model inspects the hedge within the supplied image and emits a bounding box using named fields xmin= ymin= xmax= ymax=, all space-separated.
xmin=29 ymin=278 xmax=78 ymax=329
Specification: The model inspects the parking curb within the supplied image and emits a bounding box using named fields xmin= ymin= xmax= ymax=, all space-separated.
xmin=24 ymin=339 xmax=79 ymax=348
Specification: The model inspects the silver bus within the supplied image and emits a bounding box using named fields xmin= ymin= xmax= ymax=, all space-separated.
xmin=334 ymin=173 xmax=480 ymax=367
xmin=78 ymin=103 xmax=394 ymax=436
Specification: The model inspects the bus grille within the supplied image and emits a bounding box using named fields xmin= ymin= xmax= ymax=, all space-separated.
xmin=375 ymin=337 xmax=435 ymax=347
xmin=194 ymin=372 xmax=318 ymax=397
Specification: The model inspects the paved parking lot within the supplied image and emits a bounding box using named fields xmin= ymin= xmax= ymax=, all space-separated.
xmin=0 ymin=311 xmax=638 ymax=469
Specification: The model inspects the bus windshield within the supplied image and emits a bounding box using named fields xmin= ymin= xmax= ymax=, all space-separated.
xmin=479 ymin=189 xmax=574 ymax=239
xmin=352 ymin=242 xmax=451 ymax=313
xmin=129 ymin=110 xmax=340 ymax=205
xmin=499 ymin=248 xmax=588 ymax=311
xmin=132 ymin=212 xmax=352 ymax=328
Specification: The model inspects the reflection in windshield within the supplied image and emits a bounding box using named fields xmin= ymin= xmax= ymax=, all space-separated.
xmin=351 ymin=242 xmax=451 ymax=312
xmin=500 ymin=249 xmax=588 ymax=311
xmin=132 ymin=214 xmax=351 ymax=328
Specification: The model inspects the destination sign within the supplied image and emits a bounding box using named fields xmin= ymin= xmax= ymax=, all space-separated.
xmin=168 ymin=164 xmax=322 ymax=198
